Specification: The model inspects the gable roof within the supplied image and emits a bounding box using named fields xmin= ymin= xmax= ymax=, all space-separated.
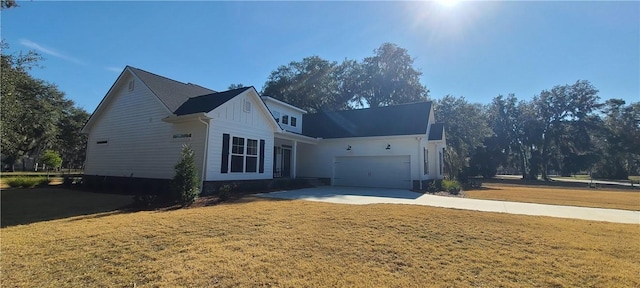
xmin=428 ymin=122 xmax=445 ymax=140
xmin=128 ymin=66 xmax=215 ymax=112
xmin=302 ymin=102 xmax=432 ymax=139
xmin=174 ymin=87 xmax=252 ymax=116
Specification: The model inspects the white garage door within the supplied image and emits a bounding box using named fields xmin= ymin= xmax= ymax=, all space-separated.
xmin=333 ymin=156 xmax=411 ymax=189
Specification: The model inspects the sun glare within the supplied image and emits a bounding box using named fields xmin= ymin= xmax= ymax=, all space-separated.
xmin=437 ymin=0 xmax=459 ymax=8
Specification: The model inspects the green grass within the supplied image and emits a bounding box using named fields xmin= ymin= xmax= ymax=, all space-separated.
xmin=1 ymin=188 xmax=639 ymax=287
xmin=3 ymin=176 xmax=50 ymax=188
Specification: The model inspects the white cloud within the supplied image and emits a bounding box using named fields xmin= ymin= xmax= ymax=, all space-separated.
xmin=105 ymin=66 xmax=123 ymax=73
xmin=19 ymin=39 xmax=85 ymax=65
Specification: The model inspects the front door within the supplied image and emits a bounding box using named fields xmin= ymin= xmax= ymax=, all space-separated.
xmin=282 ymin=148 xmax=291 ymax=178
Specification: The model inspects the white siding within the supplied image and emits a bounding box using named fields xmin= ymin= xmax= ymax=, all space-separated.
xmin=262 ymin=98 xmax=304 ymax=134
xmin=205 ymin=90 xmax=275 ymax=181
xmin=297 ymin=136 xmax=417 ymax=179
xmin=85 ymin=74 xmax=206 ymax=179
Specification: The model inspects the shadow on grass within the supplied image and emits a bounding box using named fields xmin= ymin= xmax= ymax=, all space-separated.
xmin=1 ymin=187 xmax=133 ymax=228
xmin=255 ymin=186 xmax=423 ymax=201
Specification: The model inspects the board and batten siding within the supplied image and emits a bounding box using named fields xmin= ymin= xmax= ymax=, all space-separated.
xmin=205 ymin=90 xmax=275 ymax=181
xmin=85 ymin=75 xmax=206 ymax=180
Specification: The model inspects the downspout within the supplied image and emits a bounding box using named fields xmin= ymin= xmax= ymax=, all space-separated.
xmin=417 ymin=136 xmax=423 ymax=190
xmin=197 ymin=116 xmax=210 ymax=194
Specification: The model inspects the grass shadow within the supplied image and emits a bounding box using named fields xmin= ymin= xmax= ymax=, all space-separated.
xmin=1 ymin=187 xmax=133 ymax=228
xmin=254 ymin=187 xmax=423 ymax=201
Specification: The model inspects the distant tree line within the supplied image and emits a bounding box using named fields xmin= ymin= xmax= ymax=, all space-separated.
xmin=1 ymin=43 xmax=89 ymax=171
xmin=261 ymin=43 xmax=640 ymax=181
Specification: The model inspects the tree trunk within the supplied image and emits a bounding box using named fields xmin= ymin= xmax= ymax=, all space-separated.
xmin=518 ymin=147 xmax=527 ymax=179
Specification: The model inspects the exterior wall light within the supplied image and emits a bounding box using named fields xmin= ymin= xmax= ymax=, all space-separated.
xmin=386 ymin=144 xmax=391 ymax=150
xmin=346 ymin=145 xmax=352 ymax=151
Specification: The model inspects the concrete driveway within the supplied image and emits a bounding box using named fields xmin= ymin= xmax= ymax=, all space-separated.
xmin=256 ymin=186 xmax=640 ymax=224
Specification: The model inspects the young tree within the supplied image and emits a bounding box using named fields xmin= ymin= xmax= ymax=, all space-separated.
xmin=40 ymin=150 xmax=62 ymax=175
xmin=171 ymin=144 xmax=200 ymax=205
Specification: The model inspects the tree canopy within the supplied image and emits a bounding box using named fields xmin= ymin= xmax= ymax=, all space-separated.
xmin=1 ymin=44 xmax=89 ymax=170
xmin=262 ymin=43 xmax=428 ymax=113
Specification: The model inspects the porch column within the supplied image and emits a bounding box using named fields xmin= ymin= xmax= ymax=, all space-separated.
xmin=292 ymin=140 xmax=298 ymax=179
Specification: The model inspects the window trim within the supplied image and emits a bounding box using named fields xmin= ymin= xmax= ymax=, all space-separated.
xmin=227 ymin=136 xmax=262 ymax=173
xmin=231 ymin=137 xmax=245 ymax=173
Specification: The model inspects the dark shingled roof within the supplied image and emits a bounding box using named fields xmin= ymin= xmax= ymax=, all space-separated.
xmin=174 ymin=87 xmax=252 ymax=116
xmin=302 ymin=102 xmax=432 ymax=138
xmin=428 ymin=122 xmax=445 ymax=140
xmin=128 ymin=66 xmax=215 ymax=112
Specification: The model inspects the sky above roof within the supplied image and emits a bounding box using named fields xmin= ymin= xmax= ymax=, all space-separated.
xmin=2 ymin=1 xmax=638 ymax=112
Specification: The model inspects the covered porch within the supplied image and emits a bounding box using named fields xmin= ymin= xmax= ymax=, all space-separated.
xmin=273 ymin=131 xmax=318 ymax=179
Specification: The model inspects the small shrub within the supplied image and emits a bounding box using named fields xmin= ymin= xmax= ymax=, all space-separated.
xmin=6 ymin=177 xmax=49 ymax=188
xmin=427 ymin=179 xmax=443 ymax=192
xmin=442 ymin=179 xmax=462 ymax=195
xmin=170 ymin=145 xmax=200 ymax=205
xmin=218 ymin=184 xmax=232 ymax=201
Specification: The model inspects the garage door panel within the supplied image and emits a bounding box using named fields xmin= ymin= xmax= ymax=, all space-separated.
xmin=334 ymin=156 xmax=411 ymax=189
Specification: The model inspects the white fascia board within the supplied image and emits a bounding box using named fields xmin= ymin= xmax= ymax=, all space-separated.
xmin=319 ymin=134 xmax=426 ymax=143
xmin=275 ymin=131 xmax=319 ymax=145
xmin=261 ymin=96 xmax=308 ymax=114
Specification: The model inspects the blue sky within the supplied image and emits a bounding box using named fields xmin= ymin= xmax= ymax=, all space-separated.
xmin=2 ymin=1 xmax=638 ymax=112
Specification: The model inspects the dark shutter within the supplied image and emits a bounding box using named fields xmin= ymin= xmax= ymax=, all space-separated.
xmin=259 ymin=139 xmax=265 ymax=173
xmin=221 ymin=133 xmax=230 ymax=173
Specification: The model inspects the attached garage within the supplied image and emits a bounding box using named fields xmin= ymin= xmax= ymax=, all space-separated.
xmin=333 ymin=156 xmax=411 ymax=189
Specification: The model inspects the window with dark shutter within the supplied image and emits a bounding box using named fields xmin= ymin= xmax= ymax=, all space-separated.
xmin=259 ymin=140 xmax=265 ymax=173
xmin=221 ymin=134 xmax=230 ymax=173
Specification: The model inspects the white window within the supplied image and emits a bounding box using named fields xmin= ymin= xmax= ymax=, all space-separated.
xmin=230 ymin=137 xmax=259 ymax=173
xmin=282 ymin=115 xmax=289 ymax=125
xmin=231 ymin=137 xmax=245 ymax=172
xmin=246 ymin=139 xmax=258 ymax=172
xmin=291 ymin=117 xmax=297 ymax=127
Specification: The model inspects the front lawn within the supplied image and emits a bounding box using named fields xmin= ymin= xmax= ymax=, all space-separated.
xmin=466 ymin=184 xmax=640 ymax=211
xmin=1 ymin=188 xmax=638 ymax=287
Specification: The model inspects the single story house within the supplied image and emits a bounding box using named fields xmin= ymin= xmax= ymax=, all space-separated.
xmin=81 ymin=66 xmax=446 ymax=191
